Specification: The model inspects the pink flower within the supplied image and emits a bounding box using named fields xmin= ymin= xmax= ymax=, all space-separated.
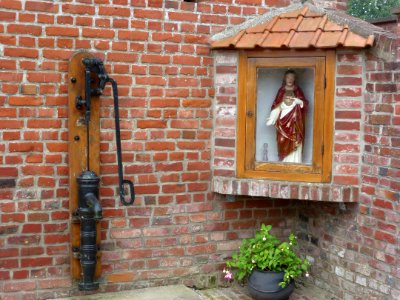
xmin=223 ymin=268 xmax=233 ymax=281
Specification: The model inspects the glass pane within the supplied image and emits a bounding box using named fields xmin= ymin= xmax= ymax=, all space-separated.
xmin=255 ymin=68 xmax=315 ymax=164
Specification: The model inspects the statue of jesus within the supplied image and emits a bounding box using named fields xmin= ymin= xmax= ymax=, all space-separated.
xmin=266 ymin=70 xmax=308 ymax=163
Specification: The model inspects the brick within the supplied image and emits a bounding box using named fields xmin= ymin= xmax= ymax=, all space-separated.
xmin=335 ymin=111 xmax=361 ymax=119
xmin=38 ymin=278 xmax=71 ymax=289
xmin=25 ymin=1 xmax=58 ymax=12
xmin=134 ymin=9 xmax=163 ymax=19
xmin=333 ymin=176 xmax=358 ymax=185
xmin=108 ymin=52 xmax=137 ymax=62
xmin=83 ymin=28 xmax=115 ymax=39
xmin=336 ymin=77 xmax=362 ymax=86
xmin=168 ymin=77 xmax=198 ymax=87
xmin=369 ymin=72 xmax=392 ymax=81
xmin=335 ymin=121 xmax=360 ymax=131
xmin=142 ymin=54 xmax=170 ymax=64
xmin=374 ymin=230 xmax=396 ymax=244
xmin=369 ymin=115 xmax=391 ymax=125
xmin=187 ymin=244 xmax=216 ymax=255
xmin=168 ymin=11 xmax=198 ymax=22
xmin=43 ymin=49 xmax=73 ymax=60
xmin=27 ymin=72 xmax=61 ymax=83
xmin=62 ymin=4 xmax=95 ymax=15
xmin=375 ymin=83 xmax=396 ymax=93
xmin=9 ymin=142 xmax=43 ymax=152
xmin=145 ymin=142 xmax=175 ymax=151
xmin=22 ymin=165 xmax=53 ymax=175
xmin=150 ymin=98 xmax=180 ymax=107
xmin=118 ymin=30 xmax=149 ymax=41
xmin=7 ymin=24 xmax=42 ymax=35
xmin=0 ymin=59 xmax=16 ymax=70
xmin=0 ymin=0 xmax=21 ymax=10
xmin=107 ymin=272 xmax=135 ymax=283
xmin=336 ymin=88 xmax=362 ymax=97
xmin=0 ymin=11 xmax=15 ymax=21
xmin=337 ymin=65 xmax=362 ymax=75
xmin=26 ymin=120 xmax=61 ymax=129
xmin=200 ymin=14 xmax=228 ymax=24
xmin=172 ymin=55 xmax=201 ymax=65
xmin=21 ymin=257 xmax=52 ymax=268
xmin=171 ymin=120 xmax=198 ymax=129
xmin=136 ymin=76 xmax=166 ymax=86
xmin=177 ymin=141 xmax=205 ymax=150
xmin=137 ymin=120 xmax=167 ymax=128
xmin=99 ymin=6 xmax=130 ymax=17
xmin=4 ymin=281 xmax=36 ymax=292
xmin=0 ymin=167 xmax=17 ymax=178
xmin=4 ymin=47 xmax=39 ymax=58
xmin=152 ymin=32 xmax=182 ymax=42
xmin=46 ymin=26 xmax=79 ymax=37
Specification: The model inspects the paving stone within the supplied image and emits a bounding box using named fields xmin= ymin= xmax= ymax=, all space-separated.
xmin=58 ymin=283 xmax=338 ymax=300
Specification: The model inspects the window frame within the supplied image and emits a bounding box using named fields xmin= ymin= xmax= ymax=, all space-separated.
xmin=237 ymin=50 xmax=335 ymax=183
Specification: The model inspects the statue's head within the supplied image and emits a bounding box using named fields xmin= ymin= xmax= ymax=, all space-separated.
xmin=284 ymin=69 xmax=296 ymax=87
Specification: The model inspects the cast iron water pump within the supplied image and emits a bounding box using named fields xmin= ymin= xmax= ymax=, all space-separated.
xmin=70 ymin=55 xmax=135 ymax=291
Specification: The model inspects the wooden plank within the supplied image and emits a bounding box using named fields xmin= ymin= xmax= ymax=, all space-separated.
xmin=68 ymin=51 xmax=101 ymax=280
xmin=236 ymin=51 xmax=248 ymax=178
xmin=322 ymin=50 xmax=335 ymax=182
xmin=245 ymin=58 xmax=257 ymax=171
xmin=311 ymin=56 xmax=326 ymax=175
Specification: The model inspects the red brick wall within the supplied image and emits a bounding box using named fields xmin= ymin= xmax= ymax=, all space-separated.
xmin=296 ymin=26 xmax=400 ymax=300
xmin=0 ymin=0 xmax=399 ymax=299
xmin=0 ymin=0 xmax=299 ymax=298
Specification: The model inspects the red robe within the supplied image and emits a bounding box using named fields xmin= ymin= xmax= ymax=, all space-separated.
xmin=271 ymin=85 xmax=308 ymax=161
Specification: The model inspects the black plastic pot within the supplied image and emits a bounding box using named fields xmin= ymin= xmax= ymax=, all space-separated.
xmin=247 ymin=269 xmax=295 ymax=300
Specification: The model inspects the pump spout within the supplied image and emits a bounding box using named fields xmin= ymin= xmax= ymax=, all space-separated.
xmin=85 ymin=193 xmax=102 ymax=220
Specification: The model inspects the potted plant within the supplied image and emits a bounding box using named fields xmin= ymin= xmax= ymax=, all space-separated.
xmin=224 ymin=224 xmax=310 ymax=300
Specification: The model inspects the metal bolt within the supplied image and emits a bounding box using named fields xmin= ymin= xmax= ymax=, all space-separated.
xmin=71 ymin=77 xmax=77 ymax=83
xmin=74 ymin=136 xmax=80 ymax=141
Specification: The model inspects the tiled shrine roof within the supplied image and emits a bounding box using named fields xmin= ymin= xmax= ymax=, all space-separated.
xmin=211 ymin=4 xmax=376 ymax=49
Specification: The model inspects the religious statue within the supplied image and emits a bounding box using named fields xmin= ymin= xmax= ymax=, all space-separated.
xmin=266 ymin=70 xmax=308 ymax=163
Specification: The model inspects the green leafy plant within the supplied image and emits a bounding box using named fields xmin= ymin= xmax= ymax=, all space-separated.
xmin=347 ymin=0 xmax=400 ymax=20
xmin=225 ymin=224 xmax=310 ymax=288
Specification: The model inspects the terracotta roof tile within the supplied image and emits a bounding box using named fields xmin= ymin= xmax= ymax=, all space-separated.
xmin=236 ymin=33 xmax=263 ymax=49
xmin=271 ymin=18 xmax=298 ymax=32
xmin=211 ymin=4 xmax=375 ymax=50
xmin=316 ymin=31 xmax=342 ymax=48
xmin=261 ymin=32 xmax=289 ymax=48
xmin=343 ymin=32 xmax=371 ymax=47
xmin=289 ymin=32 xmax=315 ymax=48
xmin=297 ymin=17 xmax=323 ymax=32
xmin=264 ymin=16 xmax=279 ymax=31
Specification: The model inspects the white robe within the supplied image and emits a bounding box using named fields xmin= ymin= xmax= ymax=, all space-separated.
xmin=266 ymin=98 xmax=304 ymax=163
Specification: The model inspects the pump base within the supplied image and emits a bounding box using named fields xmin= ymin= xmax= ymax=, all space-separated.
xmin=78 ymin=282 xmax=99 ymax=291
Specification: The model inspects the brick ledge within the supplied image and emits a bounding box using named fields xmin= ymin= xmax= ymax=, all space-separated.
xmin=212 ymin=177 xmax=358 ymax=202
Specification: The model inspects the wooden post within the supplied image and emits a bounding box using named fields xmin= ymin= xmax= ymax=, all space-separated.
xmin=68 ymin=51 xmax=102 ymax=280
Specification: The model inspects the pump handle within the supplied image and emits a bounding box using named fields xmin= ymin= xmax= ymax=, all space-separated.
xmin=81 ymin=58 xmax=135 ymax=206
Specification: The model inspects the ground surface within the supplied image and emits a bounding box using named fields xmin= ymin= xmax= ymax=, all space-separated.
xmin=59 ymin=284 xmax=338 ymax=300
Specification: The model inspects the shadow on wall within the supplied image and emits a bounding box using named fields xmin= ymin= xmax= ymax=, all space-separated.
xmin=295 ymin=202 xmax=363 ymax=297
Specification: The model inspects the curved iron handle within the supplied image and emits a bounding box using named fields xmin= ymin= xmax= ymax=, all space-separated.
xmin=81 ymin=57 xmax=135 ymax=206
xmin=121 ymin=179 xmax=135 ymax=206
xmin=109 ymin=78 xmax=135 ymax=206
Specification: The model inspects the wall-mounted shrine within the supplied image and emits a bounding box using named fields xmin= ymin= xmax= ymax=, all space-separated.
xmin=210 ymin=3 xmax=394 ymax=202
